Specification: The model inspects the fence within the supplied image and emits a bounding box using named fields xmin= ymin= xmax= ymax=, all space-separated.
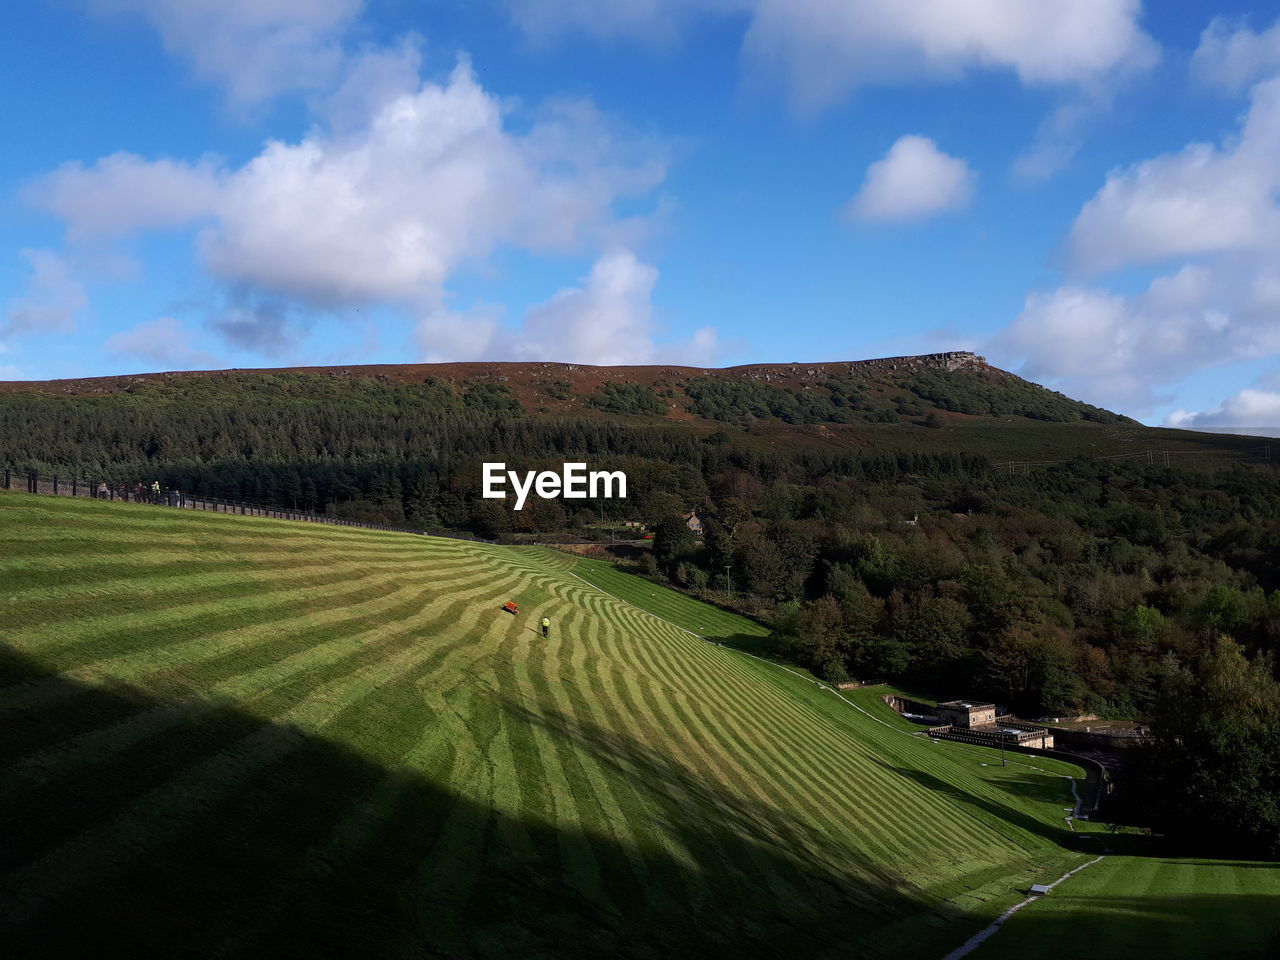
xmin=1 ymin=467 xmax=459 ymax=538
xmin=1011 ymin=721 xmax=1152 ymax=751
xmin=997 ymin=444 xmax=1273 ymax=475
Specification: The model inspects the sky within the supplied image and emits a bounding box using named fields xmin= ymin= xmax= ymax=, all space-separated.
xmin=1 ymin=1 xmax=1279 ymax=428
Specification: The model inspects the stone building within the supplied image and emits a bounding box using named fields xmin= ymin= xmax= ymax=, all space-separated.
xmin=936 ymin=700 xmax=997 ymax=729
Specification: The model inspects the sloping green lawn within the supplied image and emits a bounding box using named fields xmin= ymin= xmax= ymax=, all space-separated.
xmin=0 ymin=494 xmax=1146 ymax=958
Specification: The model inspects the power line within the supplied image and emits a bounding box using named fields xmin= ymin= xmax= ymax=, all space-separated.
xmin=996 ymin=446 xmax=1274 ymax=474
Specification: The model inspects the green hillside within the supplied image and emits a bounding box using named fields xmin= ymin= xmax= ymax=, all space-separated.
xmin=1 ymin=492 xmax=1101 ymax=959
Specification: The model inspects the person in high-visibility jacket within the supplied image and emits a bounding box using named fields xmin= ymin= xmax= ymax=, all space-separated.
xmin=541 ymin=617 xmax=550 ymax=638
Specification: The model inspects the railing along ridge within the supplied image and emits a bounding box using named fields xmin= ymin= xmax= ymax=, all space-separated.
xmin=1 ymin=467 xmax=492 ymax=543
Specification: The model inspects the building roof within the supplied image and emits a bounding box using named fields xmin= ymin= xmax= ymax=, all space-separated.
xmin=938 ymin=700 xmax=996 ymax=710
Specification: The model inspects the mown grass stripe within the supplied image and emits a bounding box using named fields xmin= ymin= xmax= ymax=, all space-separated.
xmin=556 ymin=586 xmax=924 ymax=870
xmin=546 ymin=576 xmax=920 ymax=882
xmin=555 ymin=612 xmax=697 ymax=919
xmin=522 ymin=601 xmax=656 ymax=914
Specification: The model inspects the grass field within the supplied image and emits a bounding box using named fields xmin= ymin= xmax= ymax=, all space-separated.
xmin=569 ymin=558 xmax=771 ymax=650
xmin=973 ymin=856 xmax=1280 ymax=960
xmin=0 ymin=493 xmax=1268 ymax=958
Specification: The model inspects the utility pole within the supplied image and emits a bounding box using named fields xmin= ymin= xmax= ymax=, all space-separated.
xmin=725 ymin=563 xmax=733 ymax=602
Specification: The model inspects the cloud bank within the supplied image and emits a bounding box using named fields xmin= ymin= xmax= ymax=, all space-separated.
xmin=1067 ymin=77 xmax=1280 ymax=275
xmin=34 ymin=58 xmax=662 ymax=309
xmin=1165 ymin=384 xmax=1280 ymax=429
xmin=993 ymin=76 xmax=1280 ymax=416
xmin=512 ymin=0 xmax=1157 ymax=110
xmin=29 ymin=49 xmax=676 ymax=361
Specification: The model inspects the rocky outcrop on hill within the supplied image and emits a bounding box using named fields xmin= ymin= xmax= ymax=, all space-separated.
xmin=723 ymin=352 xmax=990 ymax=384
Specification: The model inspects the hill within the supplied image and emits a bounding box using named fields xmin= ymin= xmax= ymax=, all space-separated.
xmin=1 ymin=492 xmax=1104 ymax=958
xmin=1 ymin=353 xmax=1266 ymax=494
xmin=0 ymin=352 xmax=1268 ymax=521
xmin=0 ymin=352 xmax=1125 ymax=426
xmin=0 ymin=352 xmax=1157 ymax=460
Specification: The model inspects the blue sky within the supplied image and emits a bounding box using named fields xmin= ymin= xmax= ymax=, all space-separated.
xmin=2 ymin=1 xmax=1280 ymax=428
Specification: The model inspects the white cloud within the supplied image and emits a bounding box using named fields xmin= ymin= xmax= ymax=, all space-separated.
xmin=1005 ymin=74 xmax=1280 ymax=416
xmin=2 ymin=249 xmax=88 ymax=336
xmin=994 ymin=285 xmax=1149 ymax=409
xmin=512 ymin=249 xmax=660 ymax=364
xmin=199 ymin=58 xmax=527 ymax=306
xmin=419 ymin=250 xmax=722 ymax=366
xmin=30 ymin=57 xmax=666 ymax=350
xmin=846 ymin=136 xmax=974 ymax=223
xmin=1067 ymin=76 xmax=1280 ymax=274
xmin=1192 ymin=15 xmax=1280 ymax=94
xmin=104 ymin=316 xmax=218 ymax=369
xmin=29 ymin=154 xmax=223 ymax=238
xmin=417 ymin=304 xmax=503 ymax=363
xmin=992 ymin=260 xmax=1280 ymax=415
xmin=319 ymin=37 xmax=425 ymax=136
xmin=668 ymin=326 xmax=722 ymax=366
xmin=1165 ymin=387 xmax=1280 ymax=428
xmin=743 ymin=0 xmax=1156 ymax=110
xmin=91 ymin=0 xmax=360 ymax=105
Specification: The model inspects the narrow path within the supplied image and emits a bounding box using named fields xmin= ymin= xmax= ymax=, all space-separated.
xmin=939 ymin=855 xmax=1106 ymax=960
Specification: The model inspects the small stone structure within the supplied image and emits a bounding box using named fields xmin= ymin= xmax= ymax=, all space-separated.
xmin=936 ymin=701 xmax=998 ymax=729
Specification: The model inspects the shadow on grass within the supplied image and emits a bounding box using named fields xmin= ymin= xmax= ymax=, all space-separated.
xmin=868 ymin=757 xmax=1093 ymax=854
xmin=978 ymin=893 xmax=1280 ymax=960
xmin=704 ymin=630 xmax=776 ymax=657
xmin=0 ymin=643 xmax=964 ymax=960
xmin=993 ymin=771 xmax=1073 ymax=807
xmin=5 ymin=644 xmax=1276 ymax=960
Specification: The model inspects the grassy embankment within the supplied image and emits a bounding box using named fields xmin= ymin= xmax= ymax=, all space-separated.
xmin=1 ymin=493 xmax=1261 ymax=958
